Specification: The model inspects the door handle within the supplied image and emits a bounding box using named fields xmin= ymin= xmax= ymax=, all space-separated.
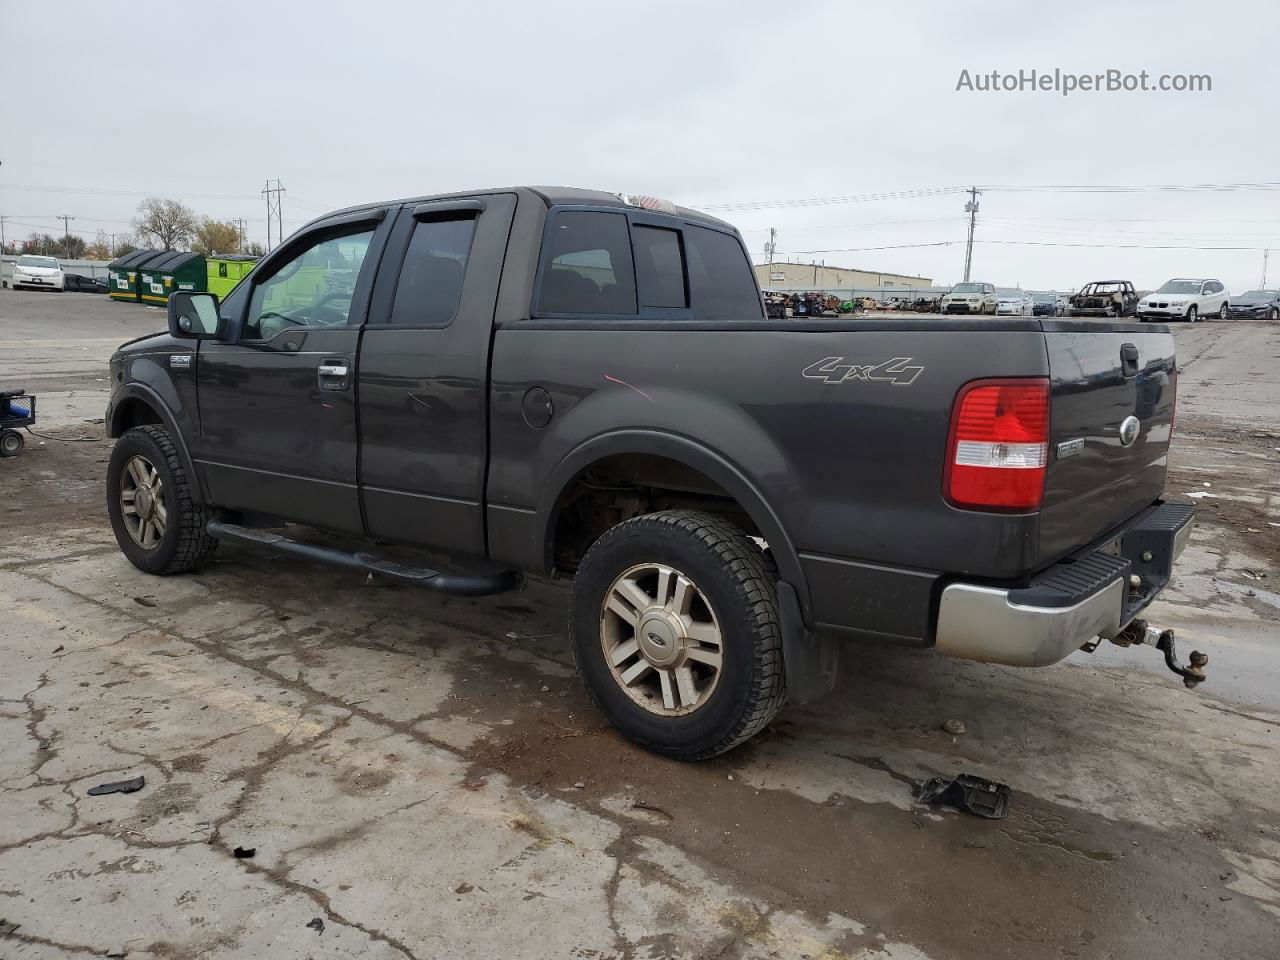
xmin=318 ymin=358 xmax=351 ymax=392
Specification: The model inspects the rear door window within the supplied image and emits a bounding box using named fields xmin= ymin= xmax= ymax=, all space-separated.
xmin=537 ymin=211 xmax=636 ymax=316
xmin=633 ymin=225 xmax=687 ymax=308
xmin=390 ymin=216 xmax=477 ymax=326
xmin=683 ymin=225 xmax=763 ymax=321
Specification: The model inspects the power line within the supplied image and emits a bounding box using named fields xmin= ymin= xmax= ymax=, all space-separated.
xmin=262 ymin=179 xmax=285 ymax=252
xmin=0 ymin=181 xmax=261 ymax=201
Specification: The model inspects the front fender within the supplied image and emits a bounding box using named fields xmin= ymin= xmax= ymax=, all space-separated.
xmin=107 ymin=380 xmax=206 ymax=505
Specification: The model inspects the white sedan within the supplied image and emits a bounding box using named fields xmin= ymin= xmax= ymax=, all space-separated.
xmin=995 ymin=290 xmax=1032 ymax=315
xmin=10 ymin=255 xmax=65 ymax=291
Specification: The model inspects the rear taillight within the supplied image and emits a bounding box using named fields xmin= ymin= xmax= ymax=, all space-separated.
xmin=945 ymin=378 xmax=1050 ymax=511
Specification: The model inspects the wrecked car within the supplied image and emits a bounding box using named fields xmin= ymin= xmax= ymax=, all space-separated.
xmin=104 ymin=186 xmax=1195 ymax=760
xmin=1069 ymin=280 xmax=1138 ymax=318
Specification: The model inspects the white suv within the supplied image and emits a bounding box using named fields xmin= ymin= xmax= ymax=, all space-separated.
xmin=1138 ymin=279 xmax=1229 ymax=322
xmin=940 ymin=282 xmax=997 ymax=315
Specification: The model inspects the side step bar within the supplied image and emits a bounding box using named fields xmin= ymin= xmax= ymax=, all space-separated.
xmin=205 ymin=520 xmax=521 ymax=596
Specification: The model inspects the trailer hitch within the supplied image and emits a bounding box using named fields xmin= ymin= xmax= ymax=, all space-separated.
xmin=1110 ymin=618 xmax=1208 ymax=688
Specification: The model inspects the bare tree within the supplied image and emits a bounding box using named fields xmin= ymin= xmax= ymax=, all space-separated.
xmin=192 ymin=218 xmax=241 ymax=256
xmin=244 ymin=241 xmax=267 ymax=257
xmin=133 ymin=197 xmax=198 ymax=251
xmin=85 ymin=230 xmax=114 ymax=261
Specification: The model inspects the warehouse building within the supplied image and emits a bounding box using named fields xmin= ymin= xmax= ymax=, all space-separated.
xmin=755 ymin=261 xmax=933 ymax=290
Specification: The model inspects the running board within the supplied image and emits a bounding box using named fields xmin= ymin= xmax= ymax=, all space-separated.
xmin=205 ymin=520 xmax=521 ymax=596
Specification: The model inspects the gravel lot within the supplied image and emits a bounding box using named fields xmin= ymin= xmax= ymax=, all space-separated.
xmin=1 ymin=288 xmax=1278 ymax=960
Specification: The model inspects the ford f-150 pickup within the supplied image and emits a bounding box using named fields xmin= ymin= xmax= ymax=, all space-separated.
xmin=104 ymin=186 xmax=1196 ymax=760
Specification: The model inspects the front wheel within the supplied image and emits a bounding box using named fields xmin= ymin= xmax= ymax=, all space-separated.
xmin=1186 ymin=305 xmax=1198 ymax=323
xmin=1269 ymin=307 xmax=1279 ymax=321
xmin=1219 ymin=302 xmax=1229 ymax=320
xmin=106 ymin=424 xmax=218 ymax=575
xmin=570 ymin=511 xmax=786 ymax=760
xmin=0 ymin=430 xmax=23 ymax=457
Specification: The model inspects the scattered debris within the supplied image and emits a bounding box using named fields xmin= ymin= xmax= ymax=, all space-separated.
xmin=454 ymin=882 xmax=473 ymax=895
xmin=630 ymin=800 xmax=673 ymax=820
xmin=727 ymin=774 xmax=735 ymax=781
xmin=305 ymin=917 xmax=325 ymax=934
xmin=917 ymin=774 xmax=1011 ymax=820
xmin=87 ymin=775 xmax=145 ymax=797
xmin=0 ymin=918 xmax=20 ymax=937
xmin=540 ymin=685 xmax=550 ymax=693
xmin=1185 ymin=491 xmax=1217 ymax=499
xmin=52 ymin=644 xmax=64 ymax=654
xmin=573 ymin=782 xmax=585 ymax=790
xmin=232 ymin=846 xmax=256 ymax=859
xmin=942 ymin=719 xmax=966 ymax=735
xmin=132 ymin=596 xmax=157 ymax=607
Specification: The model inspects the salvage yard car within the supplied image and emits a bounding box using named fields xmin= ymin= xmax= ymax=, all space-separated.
xmin=939 ymin=281 xmax=997 ymax=314
xmin=1031 ymin=292 xmax=1062 ymax=317
xmin=102 ymin=186 xmax=1195 ymax=760
xmin=1137 ymin=278 xmax=1229 ymax=322
xmin=1069 ymin=280 xmax=1138 ymax=317
xmin=1226 ymin=289 xmax=1280 ymax=321
xmin=996 ymin=289 xmax=1031 ymax=316
xmin=9 ymin=255 xmax=64 ymax=291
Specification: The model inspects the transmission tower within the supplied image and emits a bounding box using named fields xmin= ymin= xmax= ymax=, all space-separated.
xmin=262 ymin=180 xmax=285 ymax=252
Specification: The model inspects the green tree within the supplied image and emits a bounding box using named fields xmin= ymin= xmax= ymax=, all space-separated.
xmin=192 ymin=218 xmax=241 ymax=255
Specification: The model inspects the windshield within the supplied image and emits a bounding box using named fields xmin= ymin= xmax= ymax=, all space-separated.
xmin=1032 ymin=293 xmax=1054 ymax=302
xmin=1239 ymin=290 xmax=1274 ymax=299
xmin=1083 ymin=283 xmax=1123 ymax=294
xmin=1157 ymin=280 xmax=1202 ymax=294
xmin=950 ymin=283 xmax=982 ymax=293
xmin=17 ymin=256 xmax=59 ymax=269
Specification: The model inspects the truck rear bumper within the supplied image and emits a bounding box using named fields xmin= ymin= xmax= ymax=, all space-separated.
xmin=933 ymin=501 xmax=1194 ymax=666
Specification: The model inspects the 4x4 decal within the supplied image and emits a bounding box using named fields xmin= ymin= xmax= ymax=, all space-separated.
xmin=802 ymin=356 xmax=924 ymax=386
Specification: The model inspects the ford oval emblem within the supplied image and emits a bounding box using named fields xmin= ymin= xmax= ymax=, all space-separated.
xmin=1119 ymin=415 xmax=1141 ymax=447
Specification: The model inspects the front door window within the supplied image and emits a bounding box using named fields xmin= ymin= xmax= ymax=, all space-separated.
xmin=245 ymin=230 xmax=375 ymax=340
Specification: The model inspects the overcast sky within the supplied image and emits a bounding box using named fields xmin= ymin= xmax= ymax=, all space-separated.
xmin=3 ymin=0 xmax=1279 ymax=292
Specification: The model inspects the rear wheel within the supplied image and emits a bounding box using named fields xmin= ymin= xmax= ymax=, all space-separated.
xmin=1269 ymin=307 xmax=1279 ymax=321
xmin=106 ymin=424 xmax=218 ymax=575
xmin=1218 ymin=302 xmax=1229 ymax=320
xmin=1186 ymin=305 xmax=1198 ymax=323
xmin=570 ymin=510 xmax=786 ymax=760
xmin=0 ymin=430 xmax=23 ymax=457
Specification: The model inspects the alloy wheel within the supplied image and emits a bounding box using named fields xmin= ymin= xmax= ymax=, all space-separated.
xmin=600 ymin=562 xmax=724 ymax=716
xmin=119 ymin=455 xmax=167 ymax=549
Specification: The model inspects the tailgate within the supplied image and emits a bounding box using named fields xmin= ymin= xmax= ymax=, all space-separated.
xmin=1038 ymin=321 xmax=1176 ymax=564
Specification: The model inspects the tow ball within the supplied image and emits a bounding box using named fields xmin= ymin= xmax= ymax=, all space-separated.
xmin=1110 ymin=618 xmax=1208 ymax=688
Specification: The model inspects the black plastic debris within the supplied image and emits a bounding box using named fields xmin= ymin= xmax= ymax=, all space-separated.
xmin=87 ymin=776 xmax=146 ymax=797
xmin=133 ymin=596 xmax=157 ymax=607
xmin=917 ymin=774 xmax=1011 ymax=819
xmin=232 ymin=846 xmax=256 ymax=859
xmin=305 ymin=917 xmax=325 ymax=935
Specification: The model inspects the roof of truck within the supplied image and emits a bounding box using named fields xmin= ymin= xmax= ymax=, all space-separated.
xmin=300 ymin=186 xmax=734 ymax=234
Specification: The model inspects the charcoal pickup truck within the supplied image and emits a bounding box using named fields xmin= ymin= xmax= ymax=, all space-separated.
xmin=104 ymin=186 xmax=1197 ymax=759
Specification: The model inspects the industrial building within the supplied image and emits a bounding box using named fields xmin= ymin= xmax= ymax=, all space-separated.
xmin=755 ymin=261 xmax=933 ymax=291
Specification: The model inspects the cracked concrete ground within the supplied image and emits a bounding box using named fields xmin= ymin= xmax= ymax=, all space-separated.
xmin=1 ymin=290 xmax=1278 ymax=959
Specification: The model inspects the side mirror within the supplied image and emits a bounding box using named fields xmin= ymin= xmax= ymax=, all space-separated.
xmin=168 ymin=292 xmax=222 ymax=340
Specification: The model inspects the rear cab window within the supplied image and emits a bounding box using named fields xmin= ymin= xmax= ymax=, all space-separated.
xmin=533 ymin=208 xmax=762 ymax=321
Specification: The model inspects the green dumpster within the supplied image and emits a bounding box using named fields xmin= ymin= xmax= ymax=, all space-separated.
xmin=206 ymin=254 xmax=260 ymax=298
xmin=139 ymin=252 xmax=206 ymax=305
xmin=107 ymin=249 xmax=164 ymax=303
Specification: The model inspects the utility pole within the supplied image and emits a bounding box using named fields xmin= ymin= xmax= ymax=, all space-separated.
xmin=766 ymin=227 xmax=777 ymax=264
xmin=262 ymin=180 xmax=285 ymax=252
xmin=1262 ymin=248 xmax=1270 ymax=288
xmin=0 ymin=215 xmax=7 ymax=255
xmin=59 ymin=215 xmax=76 ymax=258
xmin=962 ymin=186 xmax=981 ymax=282
xmin=110 ymin=234 xmax=116 ymax=258
xmin=233 ymin=218 xmax=247 ymax=252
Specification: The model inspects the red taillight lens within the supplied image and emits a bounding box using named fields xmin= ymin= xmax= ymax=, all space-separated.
xmin=945 ymin=378 xmax=1050 ymax=511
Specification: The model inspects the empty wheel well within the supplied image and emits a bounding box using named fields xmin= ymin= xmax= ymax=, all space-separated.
xmin=549 ymin=454 xmax=761 ymax=574
xmin=109 ymin=397 xmax=163 ymax=437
